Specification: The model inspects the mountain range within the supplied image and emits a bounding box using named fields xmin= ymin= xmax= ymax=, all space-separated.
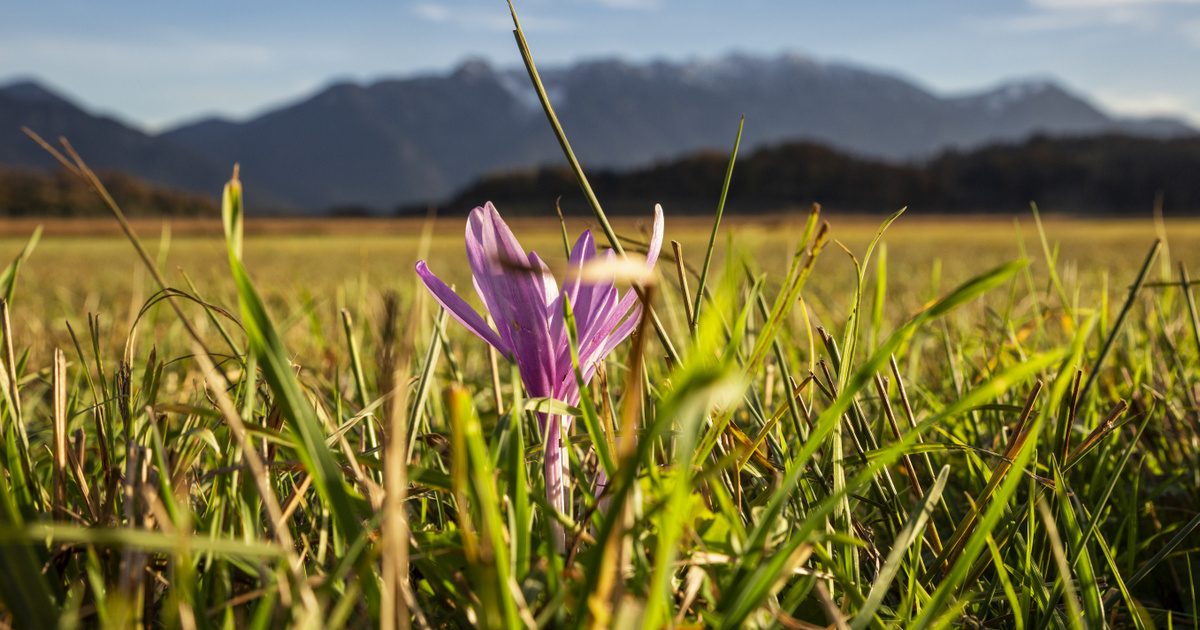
xmin=2 ymin=53 xmax=1194 ymax=212
xmin=0 ymin=81 xmax=233 ymax=198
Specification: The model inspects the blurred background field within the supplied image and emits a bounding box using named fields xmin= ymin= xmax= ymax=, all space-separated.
xmin=5 ymin=212 xmax=1197 ymax=363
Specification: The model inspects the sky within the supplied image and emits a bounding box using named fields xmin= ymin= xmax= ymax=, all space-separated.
xmin=3 ymin=0 xmax=1200 ymax=130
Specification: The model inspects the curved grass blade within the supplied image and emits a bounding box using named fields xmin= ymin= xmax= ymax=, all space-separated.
xmin=0 ymin=226 xmax=41 ymax=305
xmin=716 ymin=347 xmax=1061 ymax=628
xmin=851 ymin=465 xmax=950 ymax=629
xmin=220 ymin=173 xmax=375 ymax=607
xmin=742 ymin=259 xmax=1028 ymax=557
xmin=691 ymin=116 xmax=743 ymax=332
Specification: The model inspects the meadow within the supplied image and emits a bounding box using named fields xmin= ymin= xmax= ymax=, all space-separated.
xmin=2 ymin=8 xmax=1199 ymax=627
xmin=0 ymin=203 xmax=1197 ymax=628
xmin=7 ymin=213 xmax=1199 ymax=359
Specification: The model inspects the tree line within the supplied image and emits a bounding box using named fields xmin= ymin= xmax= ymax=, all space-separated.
xmin=423 ymin=133 xmax=1200 ymax=216
xmin=0 ymin=167 xmax=217 ymax=217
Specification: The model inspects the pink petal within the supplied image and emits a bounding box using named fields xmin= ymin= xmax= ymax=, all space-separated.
xmin=645 ymin=204 xmax=665 ymax=269
xmin=529 ymin=251 xmax=559 ymax=307
xmin=562 ymin=302 xmax=644 ymax=394
xmin=569 ymin=297 xmax=638 ymax=389
xmin=415 ymin=260 xmax=510 ymax=356
xmin=576 ymin=250 xmax=619 ymax=339
xmin=584 ymin=308 xmax=643 ymax=385
xmin=562 ymin=205 xmax=664 ymax=391
xmin=563 ymin=229 xmax=595 ymax=308
xmin=468 ymin=202 xmax=557 ymax=398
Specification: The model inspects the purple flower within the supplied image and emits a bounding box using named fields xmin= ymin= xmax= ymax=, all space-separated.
xmin=415 ymin=201 xmax=663 ymax=548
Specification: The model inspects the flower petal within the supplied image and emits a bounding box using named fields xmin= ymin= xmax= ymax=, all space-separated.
xmin=415 ymin=260 xmax=510 ymax=355
xmin=467 ymin=203 xmax=557 ymax=398
xmin=466 ymin=206 xmax=516 ymax=349
xmin=562 ymin=206 xmax=663 ymax=391
xmin=645 ymin=203 xmax=665 ymax=269
xmin=576 ymin=250 xmax=619 ymax=339
xmin=583 ymin=303 xmax=644 ymax=383
xmin=529 ymin=251 xmax=559 ymax=307
xmin=567 ymin=297 xmax=638 ymax=390
xmin=596 ymin=303 xmax=643 ymax=363
xmin=563 ymin=229 xmax=595 ymax=308
xmin=482 ymin=202 xmax=534 ymax=274
xmin=559 ymin=301 xmax=644 ymax=394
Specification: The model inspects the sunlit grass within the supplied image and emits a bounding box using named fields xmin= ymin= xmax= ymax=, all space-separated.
xmin=0 ymin=166 xmax=1194 ymax=628
xmin=0 ymin=4 xmax=1198 ymax=625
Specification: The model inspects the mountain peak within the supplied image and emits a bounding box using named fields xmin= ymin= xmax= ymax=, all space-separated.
xmin=948 ymin=77 xmax=1094 ymax=116
xmin=0 ymin=78 xmax=70 ymax=105
xmin=452 ymin=57 xmax=496 ymax=81
xmin=1002 ymin=78 xmax=1065 ymax=96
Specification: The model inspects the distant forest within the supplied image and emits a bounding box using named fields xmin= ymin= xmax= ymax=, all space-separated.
xmin=3 ymin=133 xmax=1200 ymax=217
xmin=0 ymin=166 xmax=216 ymax=216
xmin=423 ymin=134 xmax=1200 ymax=217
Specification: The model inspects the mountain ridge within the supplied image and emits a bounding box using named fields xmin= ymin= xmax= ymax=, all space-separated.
xmin=0 ymin=79 xmax=238 ymax=198
xmin=3 ymin=52 xmax=1194 ymax=211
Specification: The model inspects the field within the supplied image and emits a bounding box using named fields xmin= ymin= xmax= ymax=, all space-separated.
xmin=7 ymin=214 xmax=1200 ymax=359
xmin=0 ymin=200 xmax=1199 ymax=628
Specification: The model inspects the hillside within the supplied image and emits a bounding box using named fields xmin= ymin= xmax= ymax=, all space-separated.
xmin=427 ymin=134 xmax=1200 ymax=216
xmin=0 ymin=166 xmax=217 ymax=217
xmin=0 ymin=81 xmax=232 ymax=198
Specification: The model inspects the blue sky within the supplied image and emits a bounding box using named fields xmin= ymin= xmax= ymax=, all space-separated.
xmin=3 ymin=0 xmax=1199 ymax=129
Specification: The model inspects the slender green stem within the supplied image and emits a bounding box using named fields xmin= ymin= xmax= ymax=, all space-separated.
xmin=692 ymin=116 xmax=744 ymax=333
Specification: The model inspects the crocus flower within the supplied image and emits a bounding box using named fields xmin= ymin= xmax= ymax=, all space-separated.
xmin=415 ymin=201 xmax=663 ymax=549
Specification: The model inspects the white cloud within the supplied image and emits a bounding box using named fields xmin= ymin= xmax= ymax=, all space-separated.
xmin=994 ymin=0 xmax=1198 ymax=32
xmin=995 ymin=9 xmax=1149 ymax=31
xmin=0 ymin=32 xmax=347 ymax=76
xmin=412 ymin=3 xmax=571 ymax=32
xmin=584 ymin=0 xmax=663 ymax=10
xmin=1030 ymin=0 xmax=1198 ymax=7
xmin=1096 ymin=90 xmax=1194 ymax=116
xmin=1183 ymin=18 xmax=1200 ymax=42
xmin=0 ymin=32 xmax=349 ymax=128
xmin=1005 ymin=0 xmax=1200 ymax=53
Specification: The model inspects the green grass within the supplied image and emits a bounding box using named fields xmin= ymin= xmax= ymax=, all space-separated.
xmin=0 ymin=179 xmax=1197 ymax=629
xmin=2 ymin=8 xmax=1200 ymax=625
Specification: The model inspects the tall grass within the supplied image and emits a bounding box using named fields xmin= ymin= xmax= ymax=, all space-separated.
xmin=0 ymin=8 xmax=1198 ymax=629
